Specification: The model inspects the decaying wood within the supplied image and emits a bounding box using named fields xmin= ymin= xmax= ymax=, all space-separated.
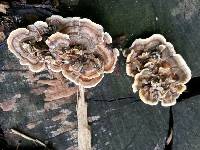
xmin=77 ymin=86 xmax=91 ymax=150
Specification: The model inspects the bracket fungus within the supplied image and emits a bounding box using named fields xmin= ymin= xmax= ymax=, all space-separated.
xmin=7 ymin=15 xmax=119 ymax=150
xmin=7 ymin=15 xmax=119 ymax=88
xmin=126 ymin=34 xmax=191 ymax=106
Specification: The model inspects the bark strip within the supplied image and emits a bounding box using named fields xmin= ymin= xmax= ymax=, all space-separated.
xmin=77 ymin=86 xmax=91 ymax=150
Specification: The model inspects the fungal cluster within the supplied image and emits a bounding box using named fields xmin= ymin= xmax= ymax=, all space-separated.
xmin=126 ymin=34 xmax=191 ymax=106
xmin=7 ymin=15 xmax=119 ymax=88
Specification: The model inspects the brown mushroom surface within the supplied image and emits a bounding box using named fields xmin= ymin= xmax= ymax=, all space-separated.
xmin=126 ymin=34 xmax=191 ymax=106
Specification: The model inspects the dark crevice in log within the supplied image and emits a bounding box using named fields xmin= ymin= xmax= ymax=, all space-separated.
xmin=164 ymin=107 xmax=173 ymax=150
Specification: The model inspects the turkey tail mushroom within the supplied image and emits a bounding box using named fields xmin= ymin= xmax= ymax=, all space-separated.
xmin=126 ymin=34 xmax=191 ymax=107
xmin=7 ymin=14 xmax=119 ymax=92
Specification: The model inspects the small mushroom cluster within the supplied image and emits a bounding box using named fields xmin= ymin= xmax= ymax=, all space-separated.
xmin=126 ymin=34 xmax=191 ymax=106
xmin=7 ymin=15 xmax=119 ymax=88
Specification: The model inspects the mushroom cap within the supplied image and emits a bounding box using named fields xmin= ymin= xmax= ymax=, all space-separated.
xmin=7 ymin=27 xmax=46 ymax=72
xmin=126 ymin=34 xmax=191 ymax=106
xmin=126 ymin=34 xmax=176 ymax=77
xmin=132 ymin=68 xmax=151 ymax=93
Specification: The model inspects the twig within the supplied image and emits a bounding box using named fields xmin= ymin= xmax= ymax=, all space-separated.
xmin=10 ymin=129 xmax=46 ymax=147
xmin=77 ymin=86 xmax=91 ymax=150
